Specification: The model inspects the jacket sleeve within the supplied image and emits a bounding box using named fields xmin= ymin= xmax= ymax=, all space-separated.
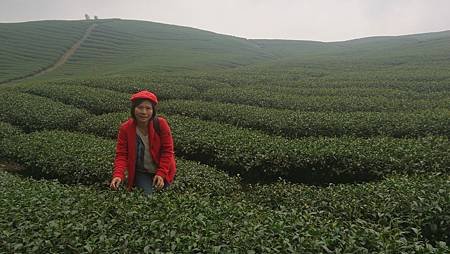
xmin=155 ymin=118 xmax=174 ymax=179
xmin=113 ymin=124 xmax=128 ymax=180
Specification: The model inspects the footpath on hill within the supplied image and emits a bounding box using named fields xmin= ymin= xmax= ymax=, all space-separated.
xmin=0 ymin=161 xmax=24 ymax=172
xmin=1 ymin=23 xmax=98 ymax=84
xmin=37 ymin=23 xmax=98 ymax=75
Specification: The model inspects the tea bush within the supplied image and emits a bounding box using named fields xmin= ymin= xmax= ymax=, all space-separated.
xmin=6 ymin=130 xmax=114 ymax=185
xmin=0 ymin=90 xmax=90 ymax=132
xmin=0 ymin=127 xmax=241 ymax=196
xmin=1 ymin=171 xmax=447 ymax=253
xmin=0 ymin=121 xmax=23 ymax=139
xmin=244 ymin=173 xmax=450 ymax=244
xmin=170 ymin=115 xmax=449 ymax=183
xmin=78 ymin=111 xmax=129 ymax=138
xmin=0 ymin=121 xmax=24 ymax=159
xmin=160 ymin=99 xmax=450 ymax=138
xmin=44 ymin=77 xmax=200 ymax=101
xmin=76 ymin=113 xmax=450 ymax=183
xmin=201 ymin=87 xmax=449 ymax=112
xmin=75 ymin=113 xmax=450 ymax=183
xmin=18 ymin=83 xmax=130 ymax=114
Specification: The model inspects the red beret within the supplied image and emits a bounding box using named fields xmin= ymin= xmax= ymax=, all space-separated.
xmin=130 ymin=90 xmax=158 ymax=105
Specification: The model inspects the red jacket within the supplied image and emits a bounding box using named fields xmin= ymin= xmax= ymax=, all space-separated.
xmin=113 ymin=117 xmax=176 ymax=190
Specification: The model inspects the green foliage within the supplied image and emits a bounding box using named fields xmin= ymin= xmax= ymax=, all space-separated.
xmin=9 ymin=130 xmax=115 ymax=185
xmin=0 ymin=127 xmax=241 ymax=196
xmin=189 ymin=61 xmax=450 ymax=94
xmin=0 ymin=90 xmax=90 ymax=132
xmin=1 ymin=171 xmax=447 ymax=253
xmin=76 ymin=113 xmax=450 ymax=183
xmin=17 ymin=83 xmax=130 ymax=114
xmin=31 ymin=77 xmax=201 ymax=101
xmin=169 ymin=115 xmax=449 ymax=183
xmin=0 ymin=121 xmax=24 ymax=159
xmin=244 ymin=173 xmax=450 ymax=244
xmin=171 ymin=160 xmax=242 ymax=196
xmin=78 ymin=112 xmax=129 ymax=138
xmin=200 ymin=86 xmax=449 ymax=112
xmin=160 ymin=99 xmax=450 ymax=138
xmin=0 ymin=121 xmax=23 ymax=139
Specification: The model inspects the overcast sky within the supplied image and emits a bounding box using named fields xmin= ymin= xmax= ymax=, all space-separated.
xmin=1 ymin=0 xmax=449 ymax=42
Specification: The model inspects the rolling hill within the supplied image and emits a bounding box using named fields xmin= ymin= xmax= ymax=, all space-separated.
xmin=0 ymin=18 xmax=449 ymax=83
xmin=0 ymin=19 xmax=274 ymax=82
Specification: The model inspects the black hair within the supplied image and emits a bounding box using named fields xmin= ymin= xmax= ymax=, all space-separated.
xmin=130 ymin=98 xmax=157 ymax=122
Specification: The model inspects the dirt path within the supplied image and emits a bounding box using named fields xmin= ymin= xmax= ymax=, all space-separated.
xmin=0 ymin=161 xmax=24 ymax=172
xmin=1 ymin=23 xmax=98 ymax=84
xmin=39 ymin=23 xmax=98 ymax=75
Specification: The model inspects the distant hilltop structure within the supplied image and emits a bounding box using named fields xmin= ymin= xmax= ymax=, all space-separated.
xmin=84 ymin=14 xmax=98 ymax=20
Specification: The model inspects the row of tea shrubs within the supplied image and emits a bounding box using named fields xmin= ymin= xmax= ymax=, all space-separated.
xmin=0 ymin=90 xmax=90 ymax=132
xmin=160 ymin=99 xmax=450 ymax=138
xmin=6 ymin=86 xmax=450 ymax=138
xmin=0 ymin=90 xmax=448 ymax=183
xmin=199 ymin=87 xmax=449 ymax=112
xmin=0 ymin=121 xmax=240 ymax=197
xmin=80 ymin=112 xmax=449 ymax=183
xmin=0 ymin=121 xmax=448 ymax=251
xmin=2 ymin=171 xmax=448 ymax=253
xmin=16 ymin=80 xmax=450 ymax=114
xmin=0 ymin=132 xmax=450 ymax=252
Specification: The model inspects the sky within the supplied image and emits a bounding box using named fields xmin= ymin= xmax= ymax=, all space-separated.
xmin=1 ymin=0 xmax=450 ymax=42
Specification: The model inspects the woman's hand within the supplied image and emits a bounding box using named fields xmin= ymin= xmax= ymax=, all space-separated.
xmin=153 ymin=175 xmax=164 ymax=190
xmin=110 ymin=177 xmax=122 ymax=190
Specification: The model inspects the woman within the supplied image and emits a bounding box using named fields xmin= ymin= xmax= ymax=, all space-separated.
xmin=110 ymin=90 xmax=176 ymax=194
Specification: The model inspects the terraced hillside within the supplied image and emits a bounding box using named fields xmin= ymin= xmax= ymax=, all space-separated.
xmin=43 ymin=19 xmax=274 ymax=78
xmin=252 ymin=30 xmax=450 ymax=59
xmin=246 ymin=30 xmax=450 ymax=92
xmin=1 ymin=19 xmax=276 ymax=83
xmin=2 ymin=19 xmax=449 ymax=82
xmin=0 ymin=20 xmax=93 ymax=83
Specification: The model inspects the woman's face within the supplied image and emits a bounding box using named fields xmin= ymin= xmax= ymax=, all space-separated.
xmin=134 ymin=100 xmax=153 ymax=124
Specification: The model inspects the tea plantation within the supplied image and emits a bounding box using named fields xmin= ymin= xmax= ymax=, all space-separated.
xmin=0 ymin=19 xmax=449 ymax=253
